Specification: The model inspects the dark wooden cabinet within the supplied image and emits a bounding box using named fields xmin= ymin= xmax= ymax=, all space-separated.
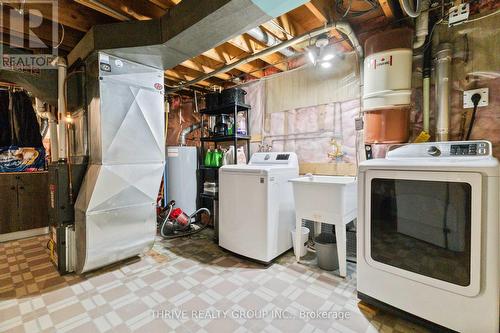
xmin=0 ymin=175 xmax=18 ymax=234
xmin=0 ymin=172 xmax=48 ymax=234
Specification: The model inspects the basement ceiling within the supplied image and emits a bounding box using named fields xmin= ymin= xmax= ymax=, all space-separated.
xmin=1 ymin=0 xmax=397 ymax=92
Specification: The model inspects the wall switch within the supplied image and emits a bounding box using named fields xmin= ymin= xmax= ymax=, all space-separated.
xmin=463 ymin=88 xmax=489 ymax=108
xmin=449 ymin=3 xmax=470 ymax=27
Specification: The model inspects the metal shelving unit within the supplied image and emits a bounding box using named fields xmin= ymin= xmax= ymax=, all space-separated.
xmin=198 ymin=99 xmax=251 ymax=242
xmin=199 ymin=101 xmax=251 ymax=165
xmin=198 ymin=100 xmax=250 ymax=209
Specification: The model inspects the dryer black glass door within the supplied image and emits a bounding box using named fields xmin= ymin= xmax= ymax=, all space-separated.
xmin=370 ymin=178 xmax=472 ymax=286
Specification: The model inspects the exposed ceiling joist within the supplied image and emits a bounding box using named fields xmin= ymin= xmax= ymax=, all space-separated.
xmin=202 ymin=47 xmax=264 ymax=79
xmin=304 ymin=0 xmax=354 ymax=51
xmin=229 ymin=35 xmax=288 ymax=72
xmin=378 ymin=0 xmax=395 ymax=19
xmin=10 ymin=0 xmax=116 ymax=32
xmin=180 ymin=58 xmax=233 ymax=81
xmin=165 ymin=69 xmax=212 ymax=88
xmin=260 ymin=20 xmax=303 ymax=53
xmin=0 ymin=8 xmax=82 ymax=51
xmin=149 ymin=0 xmax=181 ymax=10
xmin=75 ymin=0 xmax=165 ymax=21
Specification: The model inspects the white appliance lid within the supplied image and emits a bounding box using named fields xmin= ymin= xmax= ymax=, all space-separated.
xmin=248 ymin=152 xmax=299 ymax=167
xmin=219 ymin=164 xmax=295 ymax=173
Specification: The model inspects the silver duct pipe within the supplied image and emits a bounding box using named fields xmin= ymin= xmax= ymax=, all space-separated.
xmin=35 ymin=97 xmax=58 ymax=162
xmin=179 ymin=122 xmax=202 ymax=146
xmin=40 ymin=118 xmax=49 ymax=138
xmin=435 ymin=43 xmax=452 ymax=141
xmin=56 ymin=57 xmax=68 ymax=160
xmin=401 ymin=0 xmax=423 ymax=18
xmin=35 ymin=98 xmax=49 ymax=138
xmin=168 ymin=21 xmax=363 ymax=93
xmin=247 ymin=27 xmax=295 ymax=57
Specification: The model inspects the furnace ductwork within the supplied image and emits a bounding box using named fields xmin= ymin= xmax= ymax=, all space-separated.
xmin=68 ymin=0 xmax=310 ymax=69
xmin=74 ymin=53 xmax=165 ymax=274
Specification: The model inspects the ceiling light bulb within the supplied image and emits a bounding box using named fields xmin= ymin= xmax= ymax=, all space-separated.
xmin=320 ymin=61 xmax=332 ymax=69
xmin=322 ymin=53 xmax=334 ymax=61
xmin=307 ymin=50 xmax=316 ymax=64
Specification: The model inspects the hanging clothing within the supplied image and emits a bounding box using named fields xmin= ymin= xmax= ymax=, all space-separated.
xmin=11 ymin=91 xmax=43 ymax=148
xmin=0 ymin=90 xmax=11 ymax=147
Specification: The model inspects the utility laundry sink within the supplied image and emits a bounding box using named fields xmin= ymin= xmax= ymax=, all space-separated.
xmin=290 ymin=175 xmax=357 ymax=277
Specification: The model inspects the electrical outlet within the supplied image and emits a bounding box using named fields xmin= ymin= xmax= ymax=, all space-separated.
xmin=355 ymin=117 xmax=364 ymax=130
xmin=448 ymin=3 xmax=470 ymax=27
xmin=463 ymin=88 xmax=489 ymax=108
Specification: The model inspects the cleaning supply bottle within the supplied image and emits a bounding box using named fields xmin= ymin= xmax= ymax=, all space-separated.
xmin=210 ymin=149 xmax=218 ymax=167
xmin=237 ymin=112 xmax=247 ymax=135
xmin=214 ymin=149 xmax=224 ymax=167
xmin=204 ymin=149 xmax=213 ymax=167
xmin=223 ymin=146 xmax=235 ymax=165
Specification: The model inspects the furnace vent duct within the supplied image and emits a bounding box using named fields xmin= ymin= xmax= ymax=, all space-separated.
xmin=68 ymin=0 xmax=310 ymax=69
xmin=75 ymin=52 xmax=165 ymax=274
xmin=179 ymin=122 xmax=203 ymax=146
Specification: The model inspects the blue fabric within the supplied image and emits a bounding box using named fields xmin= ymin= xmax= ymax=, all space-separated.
xmin=251 ymin=0 xmax=308 ymax=17
xmin=0 ymin=146 xmax=45 ymax=172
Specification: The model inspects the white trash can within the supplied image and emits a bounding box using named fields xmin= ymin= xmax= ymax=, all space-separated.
xmin=291 ymin=227 xmax=309 ymax=257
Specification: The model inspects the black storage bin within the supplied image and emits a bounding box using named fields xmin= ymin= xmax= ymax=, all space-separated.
xmin=205 ymin=92 xmax=220 ymax=110
xmin=220 ymin=87 xmax=246 ymax=105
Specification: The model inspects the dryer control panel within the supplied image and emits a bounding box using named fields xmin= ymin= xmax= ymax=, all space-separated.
xmin=450 ymin=142 xmax=489 ymax=156
xmin=387 ymin=141 xmax=492 ymax=159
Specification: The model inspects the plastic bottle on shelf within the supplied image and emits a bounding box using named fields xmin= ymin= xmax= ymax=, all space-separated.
xmin=237 ymin=147 xmax=247 ymax=164
xmin=223 ymin=146 xmax=235 ymax=165
xmin=236 ymin=112 xmax=247 ymax=135
xmin=227 ymin=117 xmax=234 ymax=135
xmin=204 ymin=149 xmax=213 ymax=167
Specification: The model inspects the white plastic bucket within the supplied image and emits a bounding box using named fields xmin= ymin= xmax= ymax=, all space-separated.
xmin=291 ymin=227 xmax=309 ymax=257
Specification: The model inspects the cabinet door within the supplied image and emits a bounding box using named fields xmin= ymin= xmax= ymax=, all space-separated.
xmin=18 ymin=173 xmax=49 ymax=231
xmin=0 ymin=174 xmax=19 ymax=234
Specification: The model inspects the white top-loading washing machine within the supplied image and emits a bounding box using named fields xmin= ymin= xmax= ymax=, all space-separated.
xmin=219 ymin=152 xmax=299 ymax=263
xmin=357 ymin=141 xmax=499 ymax=333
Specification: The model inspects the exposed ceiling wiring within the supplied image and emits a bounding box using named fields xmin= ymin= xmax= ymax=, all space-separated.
xmin=53 ymin=23 xmax=65 ymax=50
xmin=466 ymin=8 xmax=500 ymax=22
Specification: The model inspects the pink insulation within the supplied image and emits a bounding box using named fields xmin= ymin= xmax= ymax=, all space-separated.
xmin=244 ymin=77 xmax=360 ymax=165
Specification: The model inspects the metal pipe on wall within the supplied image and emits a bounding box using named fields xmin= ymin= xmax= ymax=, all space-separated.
xmin=179 ymin=122 xmax=202 ymax=146
xmin=35 ymin=98 xmax=58 ymax=162
xmin=34 ymin=98 xmax=49 ymax=138
xmin=422 ymin=16 xmax=434 ymax=134
xmin=56 ymin=57 xmax=68 ymax=160
xmin=435 ymin=43 xmax=452 ymax=141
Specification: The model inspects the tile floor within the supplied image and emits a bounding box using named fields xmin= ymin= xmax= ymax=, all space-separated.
xmin=0 ymin=230 xmax=429 ymax=333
